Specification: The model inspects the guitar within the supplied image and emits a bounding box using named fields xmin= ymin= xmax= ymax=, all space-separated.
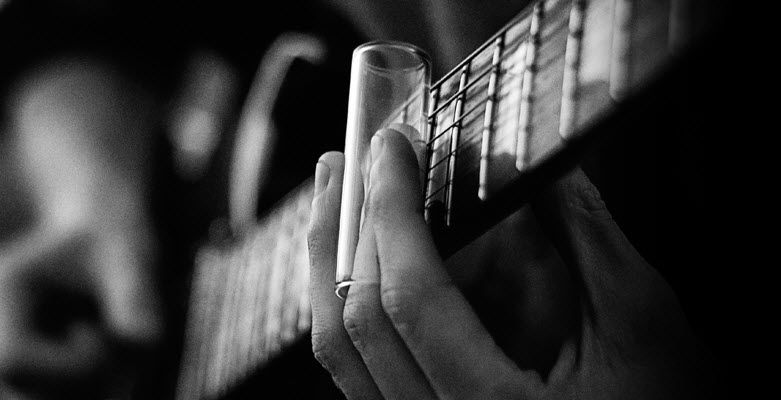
xmin=176 ymin=0 xmax=731 ymax=398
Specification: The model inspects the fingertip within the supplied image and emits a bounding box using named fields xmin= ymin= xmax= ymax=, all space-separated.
xmin=370 ymin=129 xmax=421 ymax=181
xmin=317 ymin=151 xmax=345 ymax=191
xmin=314 ymin=161 xmax=330 ymax=196
xmin=386 ymin=123 xmax=423 ymax=143
xmin=318 ymin=151 xmax=345 ymax=169
xmin=367 ymin=132 xmax=425 ymax=216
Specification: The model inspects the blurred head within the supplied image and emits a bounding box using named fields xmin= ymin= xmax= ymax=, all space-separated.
xmin=0 ymin=58 xmax=163 ymax=399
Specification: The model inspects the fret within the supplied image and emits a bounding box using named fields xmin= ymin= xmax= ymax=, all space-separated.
xmin=559 ymin=0 xmax=587 ymax=139
xmin=430 ymin=97 xmax=492 ymax=146
xmin=234 ymin=245 xmax=256 ymax=383
xmin=478 ymin=36 xmax=505 ymax=201
xmin=283 ymin=192 xmax=313 ymax=341
xmin=248 ymin=222 xmax=275 ymax=366
xmin=177 ymin=248 xmax=221 ymax=400
xmin=216 ymin=249 xmax=239 ymax=390
xmin=610 ymin=0 xmax=633 ymax=100
xmin=444 ymin=65 xmax=471 ymax=226
xmin=264 ymin=207 xmax=294 ymax=358
xmin=280 ymin=217 xmax=299 ymax=344
xmin=429 ymin=66 xmax=494 ymax=120
xmin=470 ymin=15 xmax=532 ymax=202
xmin=295 ymin=197 xmax=313 ymax=332
xmin=424 ymin=87 xmax=441 ymax=223
xmin=424 ymin=81 xmax=457 ymax=222
xmin=246 ymin=225 xmax=272 ymax=361
xmin=230 ymin=246 xmax=252 ymax=382
xmin=211 ymin=252 xmax=232 ymax=394
xmin=516 ymin=1 xmax=544 ymax=171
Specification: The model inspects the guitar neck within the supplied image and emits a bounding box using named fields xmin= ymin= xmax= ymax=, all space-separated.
xmin=177 ymin=0 xmax=715 ymax=398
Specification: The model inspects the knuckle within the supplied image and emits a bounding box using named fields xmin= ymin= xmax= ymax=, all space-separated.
xmin=306 ymin=222 xmax=331 ymax=259
xmin=311 ymin=329 xmax=342 ymax=374
xmin=342 ymin=300 xmax=372 ymax=352
xmin=380 ymin=284 xmax=423 ymax=337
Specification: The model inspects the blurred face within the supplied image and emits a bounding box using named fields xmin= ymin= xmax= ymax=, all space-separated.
xmin=0 ymin=59 xmax=162 ymax=399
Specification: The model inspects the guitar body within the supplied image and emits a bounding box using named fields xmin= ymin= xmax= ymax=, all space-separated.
xmin=178 ymin=1 xmax=739 ymax=398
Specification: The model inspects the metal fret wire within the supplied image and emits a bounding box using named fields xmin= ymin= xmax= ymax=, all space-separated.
xmin=559 ymin=0 xmax=587 ymax=139
xmin=425 ymin=179 xmax=450 ymax=202
xmin=428 ymin=94 xmax=491 ymax=145
xmin=428 ymin=66 xmax=494 ymax=119
xmin=478 ymin=35 xmax=506 ymax=201
xmin=516 ymin=1 xmax=544 ymax=171
xmin=444 ymin=65 xmax=471 ymax=226
xmin=424 ymin=45 xmax=527 ymax=148
xmin=423 ymin=87 xmax=441 ymax=222
xmin=423 ymin=126 xmax=507 ymax=204
xmin=430 ymin=5 xmax=535 ymax=92
xmin=422 ymin=4 xmax=534 ymax=207
xmin=423 ymin=1 xmax=541 ymax=205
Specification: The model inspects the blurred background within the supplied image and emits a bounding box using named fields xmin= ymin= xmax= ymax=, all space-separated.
xmin=0 ymin=0 xmax=743 ymax=399
xmin=0 ymin=0 xmax=368 ymax=398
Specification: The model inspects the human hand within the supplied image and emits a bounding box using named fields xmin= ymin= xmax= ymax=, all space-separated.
xmin=308 ymin=128 xmax=715 ymax=399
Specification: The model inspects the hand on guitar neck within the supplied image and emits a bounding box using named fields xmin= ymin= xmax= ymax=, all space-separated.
xmin=308 ymin=128 xmax=716 ymax=399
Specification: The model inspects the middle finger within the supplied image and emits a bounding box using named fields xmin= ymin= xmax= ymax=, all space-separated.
xmin=344 ymin=221 xmax=436 ymax=399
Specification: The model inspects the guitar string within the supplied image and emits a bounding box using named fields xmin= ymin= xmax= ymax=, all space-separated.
xmin=419 ymin=12 xmax=538 ymax=205
xmin=423 ymin=55 xmax=526 ymax=149
xmin=424 ymin=45 xmax=526 ymax=136
xmin=428 ymin=65 xmax=494 ymax=118
xmin=388 ymin=21 xmax=530 ymax=147
xmin=428 ymin=94 xmax=491 ymax=146
xmin=421 ymin=60 xmax=524 ymax=205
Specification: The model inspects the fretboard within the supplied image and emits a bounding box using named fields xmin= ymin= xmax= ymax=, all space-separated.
xmin=176 ymin=0 xmax=712 ymax=398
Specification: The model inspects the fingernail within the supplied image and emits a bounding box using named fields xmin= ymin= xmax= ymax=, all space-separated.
xmin=371 ymin=134 xmax=384 ymax=164
xmin=314 ymin=161 xmax=330 ymax=195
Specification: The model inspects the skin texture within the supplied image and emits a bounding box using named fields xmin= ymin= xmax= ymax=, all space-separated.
xmin=308 ymin=129 xmax=715 ymax=399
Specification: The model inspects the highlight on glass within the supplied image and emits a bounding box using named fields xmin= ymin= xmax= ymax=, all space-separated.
xmin=335 ymin=41 xmax=431 ymax=299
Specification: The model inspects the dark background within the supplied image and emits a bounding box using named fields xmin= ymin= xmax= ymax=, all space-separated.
xmin=0 ymin=0 xmax=751 ymax=398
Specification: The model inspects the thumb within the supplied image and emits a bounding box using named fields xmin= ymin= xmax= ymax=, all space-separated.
xmin=531 ymin=168 xmax=670 ymax=318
